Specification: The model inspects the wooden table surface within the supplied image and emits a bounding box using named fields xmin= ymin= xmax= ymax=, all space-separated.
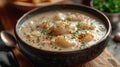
xmin=0 ymin=0 xmax=120 ymax=67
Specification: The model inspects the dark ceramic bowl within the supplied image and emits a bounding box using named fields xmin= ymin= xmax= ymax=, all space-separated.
xmin=15 ymin=4 xmax=111 ymax=67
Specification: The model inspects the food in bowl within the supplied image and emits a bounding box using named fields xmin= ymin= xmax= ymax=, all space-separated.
xmin=15 ymin=4 xmax=111 ymax=66
xmin=18 ymin=10 xmax=107 ymax=51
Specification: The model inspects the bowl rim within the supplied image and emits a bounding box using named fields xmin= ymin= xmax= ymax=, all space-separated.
xmin=15 ymin=4 xmax=111 ymax=53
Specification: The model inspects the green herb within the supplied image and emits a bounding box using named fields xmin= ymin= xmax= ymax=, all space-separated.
xmin=81 ymin=42 xmax=86 ymax=45
xmin=77 ymin=23 xmax=81 ymax=29
xmin=80 ymin=42 xmax=86 ymax=49
xmin=46 ymin=22 xmax=51 ymax=30
xmin=72 ymin=23 xmax=81 ymax=36
xmin=41 ymin=29 xmax=46 ymax=34
xmin=66 ymin=16 xmax=72 ymax=21
xmin=84 ymin=30 xmax=87 ymax=33
xmin=90 ymin=23 xmax=93 ymax=25
xmin=63 ymin=35 xmax=66 ymax=39
xmin=99 ymin=26 xmax=105 ymax=31
xmin=72 ymin=31 xmax=76 ymax=36
xmin=92 ymin=0 xmax=120 ymax=13
xmin=54 ymin=47 xmax=57 ymax=49
xmin=26 ymin=35 xmax=30 ymax=38
xmin=58 ymin=48 xmax=62 ymax=51
xmin=72 ymin=30 xmax=79 ymax=36
xmin=37 ymin=35 xmax=41 ymax=42
xmin=24 ymin=32 xmax=26 ymax=35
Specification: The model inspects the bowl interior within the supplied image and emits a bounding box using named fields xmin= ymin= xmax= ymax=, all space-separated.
xmin=15 ymin=4 xmax=111 ymax=52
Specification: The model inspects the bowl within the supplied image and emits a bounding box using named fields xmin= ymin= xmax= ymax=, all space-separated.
xmin=14 ymin=4 xmax=111 ymax=67
xmin=90 ymin=0 xmax=120 ymax=29
xmin=10 ymin=0 xmax=64 ymax=11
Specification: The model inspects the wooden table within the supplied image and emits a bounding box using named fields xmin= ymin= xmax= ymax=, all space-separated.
xmin=0 ymin=0 xmax=120 ymax=67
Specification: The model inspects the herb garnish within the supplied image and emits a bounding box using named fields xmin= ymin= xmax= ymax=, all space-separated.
xmin=37 ymin=35 xmax=41 ymax=42
xmin=41 ymin=29 xmax=46 ymax=34
xmin=72 ymin=23 xmax=81 ymax=36
xmin=93 ymin=0 xmax=120 ymax=13
xmin=79 ymin=42 xmax=86 ymax=49
xmin=24 ymin=32 xmax=26 ymax=35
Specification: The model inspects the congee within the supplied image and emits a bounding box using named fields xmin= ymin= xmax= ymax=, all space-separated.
xmin=18 ymin=10 xmax=106 ymax=51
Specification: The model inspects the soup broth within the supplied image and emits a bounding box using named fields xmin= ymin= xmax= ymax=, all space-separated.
xmin=18 ymin=10 xmax=106 ymax=51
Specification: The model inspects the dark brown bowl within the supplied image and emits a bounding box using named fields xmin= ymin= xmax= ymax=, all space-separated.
xmin=14 ymin=4 xmax=111 ymax=67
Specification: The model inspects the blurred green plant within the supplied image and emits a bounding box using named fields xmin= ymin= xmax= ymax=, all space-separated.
xmin=92 ymin=0 xmax=120 ymax=13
